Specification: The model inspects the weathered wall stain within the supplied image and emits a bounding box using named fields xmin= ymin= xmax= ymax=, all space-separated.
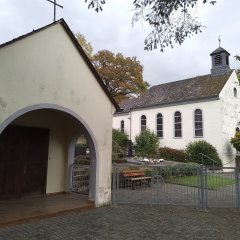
xmin=0 ymin=97 xmax=7 ymax=111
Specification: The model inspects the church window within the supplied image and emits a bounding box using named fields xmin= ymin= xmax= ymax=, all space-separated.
xmin=194 ymin=109 xmax=203 ymax=137
xmin=120 ymin=120 xmax=124 ymax=132
xmin=234 ymin=87 xmax=237 ymax=98
xmin=156 ymin=113 xmax=163 ymax=138
xmin=141 ymin=115 xmax=147 ymax=132
xmin=174 ymin=111 xmax=182 ymax=138
xmin=215 ymin=54 xmax=222 ymax=65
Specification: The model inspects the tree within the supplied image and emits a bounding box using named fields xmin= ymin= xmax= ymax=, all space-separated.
xmin=92 ymin=50 xmax=148 ymax=103
xmin=234 ymin=55 xmax=240 ymax=81
xmin=75 ymin=32 xmax=93 ymax=59
xmin=231 ymin=131 xmax=240 ymax=152
xmin=134 ymin=129 xmax=159 ymax=158
xmin=84 ymin=0 xmax=217 ymax=51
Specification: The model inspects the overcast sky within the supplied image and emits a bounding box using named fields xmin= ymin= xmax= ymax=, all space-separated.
xmin=1 ymin=0 xmax=239 ymax=86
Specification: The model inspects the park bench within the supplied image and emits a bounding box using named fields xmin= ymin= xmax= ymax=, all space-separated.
xmin=122 ymin=170 xmax=152 ymax=190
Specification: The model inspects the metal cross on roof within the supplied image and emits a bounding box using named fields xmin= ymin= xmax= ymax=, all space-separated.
xmin=218 ymin=35 xmax=221 ymax=47
xmin=46 ymin=0 xmax=63 ymax=22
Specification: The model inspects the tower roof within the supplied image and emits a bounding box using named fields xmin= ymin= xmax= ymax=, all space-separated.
xmin=210 ymin=47 xmax=230 ymax=56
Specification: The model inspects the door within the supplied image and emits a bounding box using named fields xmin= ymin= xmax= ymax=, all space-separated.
xmin=0 ymin=125 xmax=49 ymax=199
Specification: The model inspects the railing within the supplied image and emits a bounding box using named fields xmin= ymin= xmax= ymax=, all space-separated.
xmin=112 ymin=164 xmax=240 ymax=209
xmin=199 ymin=153 xmax=219 ymax=169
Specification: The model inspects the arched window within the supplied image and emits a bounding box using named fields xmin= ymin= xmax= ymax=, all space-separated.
xmin=120 ymin=120 xmax=124 ymax=132
xmin=234 ymin=87 xmax=237 ymax=98
xmin=215 ymin=54 xmax=222 ymax=65
xmin=236 ymin=127 xmax=240 ymax=132
xmin=194 ymin=109 xmax=203 ymax=137
xmin=156 ymin=113 xmax=163 ymax=138
xmin=141 ymin=115 xmax=147 ymax=132
xmin=174 ymin=111 xmax=182 ymax=138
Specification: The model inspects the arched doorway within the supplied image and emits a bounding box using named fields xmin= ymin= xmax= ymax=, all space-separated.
xmin=0 ymin=105 xmax=97 ymax=202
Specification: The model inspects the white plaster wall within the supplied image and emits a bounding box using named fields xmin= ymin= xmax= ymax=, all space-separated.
xmin=114 ymin=100 xmax=222 ymax=156
xmin=112 ymin=113 xmax=130 ymax=136
xmin=0 ymin=23 xmax=115 ymax=206
xmin=219 ymin=71 xmax=240 ymax=167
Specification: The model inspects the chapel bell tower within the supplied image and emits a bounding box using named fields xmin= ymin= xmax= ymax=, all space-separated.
xmin=210 ymin=46 xmax=230 ymax=76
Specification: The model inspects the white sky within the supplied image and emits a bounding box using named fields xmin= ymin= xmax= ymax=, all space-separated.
xmin=0 ymin=0 xmax=239 ymax=86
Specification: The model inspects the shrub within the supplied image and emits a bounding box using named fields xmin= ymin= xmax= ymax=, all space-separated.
xmin=134 ymin=129 xmax=159 ymax=158
xmin=159 ymin=147 xmax=187 ymax=162
xmin=160 ymin=163 xmax=200 ymax=178
xmin=112 ymin=129 xmax=128 ymax=149
xmin=231 ymin=131 xmax=240 ymax=152
xmin=185 ymin=140 xmax=222 ymax=166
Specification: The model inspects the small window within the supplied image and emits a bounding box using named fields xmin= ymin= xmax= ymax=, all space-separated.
xmin=236 ymin=127 xmax=240 ymax=132
xmin=215 ymin=54 xmax=222 ymax=65
xmin=234 ymin=87 xmax=237 ymax=98
xmin=174 ymin=111 xmax=182 ymax=138
xmin=156 ymin=113 xmax=163 ymax=138
xmin=226 ymin=55 xmax=229 ymax=66
xmin=194 ymin=109 xmax=203 ymax=137
xmin=141 ymin=115 xmax=147 ymax=132
xmin=120 ymin=120 xmax=124 ymax=132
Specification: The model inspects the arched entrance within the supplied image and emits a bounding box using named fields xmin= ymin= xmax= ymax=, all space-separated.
xmin=0 ymin=104 xmax=98 ymax=203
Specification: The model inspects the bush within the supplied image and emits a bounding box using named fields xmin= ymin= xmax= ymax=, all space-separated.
xmin=231 ymin=131 xmax=240 ymax=152
xmin=160 ymin=163 xmax=200 ymax=178
xmin=112 ymin=129 xmax=128 ymax=149
xmin=159 ymin=147 xmax=187 ymax=162
xmin=135 ymin=129 xmax=159 ymax=158
xmin=185 ymin=140 xmax=222 ymax=166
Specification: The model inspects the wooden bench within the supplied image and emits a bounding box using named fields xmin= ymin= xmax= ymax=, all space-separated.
xmin=122 ymin=170 xmax=152 ymax=190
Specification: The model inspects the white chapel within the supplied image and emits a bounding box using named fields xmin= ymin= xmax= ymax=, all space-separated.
xmin=113 ymin=47 xmax=240 ymax=167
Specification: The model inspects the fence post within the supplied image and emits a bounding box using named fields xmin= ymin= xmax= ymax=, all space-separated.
xmin=204 ymin=166 xmax=208 ymax=209
xmin=112 ymin=163 xmax=117 ymax=205
xmin=235 ymin=167 xmax=240 ymax=209
xmin=199 ymin=165 xmax=207 ymax=210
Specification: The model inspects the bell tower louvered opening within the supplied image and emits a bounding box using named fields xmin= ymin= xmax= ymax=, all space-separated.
xmin=210 ymin=47 xmax=230 ymax=76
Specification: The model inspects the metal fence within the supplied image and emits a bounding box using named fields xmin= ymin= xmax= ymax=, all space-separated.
xmin=71 ymin=163 xmax=90 ymax=195
xmin=112 ymin=164 xmax=240 ymax=209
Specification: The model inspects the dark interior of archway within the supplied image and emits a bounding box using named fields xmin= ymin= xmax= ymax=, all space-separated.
xmin=0 ymin=125 xmax=49 ymax=199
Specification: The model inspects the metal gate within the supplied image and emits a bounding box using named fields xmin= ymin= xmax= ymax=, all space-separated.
xmin=112 ymin=164 xmax=240 ymax=209
xmin=71 ymin=163 xmax=90 ymax=195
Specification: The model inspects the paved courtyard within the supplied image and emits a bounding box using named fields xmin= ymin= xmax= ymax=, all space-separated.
xmin=1 ymin=205 xmax=240 ymax=240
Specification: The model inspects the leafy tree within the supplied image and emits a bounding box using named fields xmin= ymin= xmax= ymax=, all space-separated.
xmin=135 ymin=129 xmax=159 ymax=157
xmin=92 ymin=50 xmax=148 ymax=103
xmin=112 ymin=129 xmax=128 ymax=149
xmin=84 ymin=0 xmax=217 ymax=51
xmin=231 ymin=131 xmax=240 ymax=152
xmin=185 ymin=140 xmax=222 ymax=166
xmin=112 ymin=129 xmax=128 ymax=161
xmin=75 ymin=32 xmax=93 ymax=59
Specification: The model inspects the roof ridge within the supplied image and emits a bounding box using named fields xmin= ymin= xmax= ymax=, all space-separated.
xmin=0 ymin=19 xmax=64 ymax=49
xmin=150 ymin=73 xmax=211 ymax=89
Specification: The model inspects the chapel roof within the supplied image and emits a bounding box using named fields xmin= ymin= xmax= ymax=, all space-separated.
xmin=0 ymin=19 xmax=119 ymax=109
xmin=210 ymin=47 xmax=230 ymax=56
xmin=117 ymin=71 xmax=233 ymax=114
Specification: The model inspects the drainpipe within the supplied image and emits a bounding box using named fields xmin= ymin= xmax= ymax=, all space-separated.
xmin=128 ymin=109 xmax=133 ymax=156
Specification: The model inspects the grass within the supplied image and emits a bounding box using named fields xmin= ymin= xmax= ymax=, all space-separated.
xmin=167 ymin=175 xmax=236 ymax=189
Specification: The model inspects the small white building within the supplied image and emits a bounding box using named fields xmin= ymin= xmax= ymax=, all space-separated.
xmin=0 ymin=19 xmax=118 ymax=206
xmin=113 ymin=47 xmax=240 ymax=167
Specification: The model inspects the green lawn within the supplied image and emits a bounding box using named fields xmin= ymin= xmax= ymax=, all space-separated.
xmin=167 ymin=175 xmax=236 ymax=189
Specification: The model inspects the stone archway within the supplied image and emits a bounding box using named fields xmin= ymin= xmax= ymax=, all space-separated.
xmin=0 ymin=104 xmax=98 ymax=203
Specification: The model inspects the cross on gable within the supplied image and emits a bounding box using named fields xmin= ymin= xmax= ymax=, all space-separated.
xmin=46 ymin=0 xmax=63 ymax=22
